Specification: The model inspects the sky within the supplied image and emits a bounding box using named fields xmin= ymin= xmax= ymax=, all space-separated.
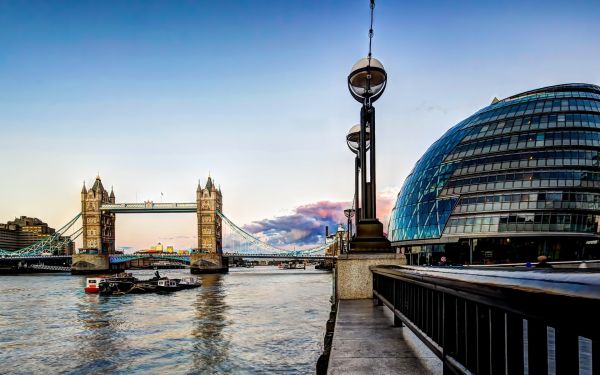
xmin=0 ymin=0 xmax=599 ymax=250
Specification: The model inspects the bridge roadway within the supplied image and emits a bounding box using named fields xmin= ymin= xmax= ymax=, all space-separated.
xmin=100 ymin=202 xmax=197 ymax=213
xmin=4 ymin=254 xmax=335 ymax=262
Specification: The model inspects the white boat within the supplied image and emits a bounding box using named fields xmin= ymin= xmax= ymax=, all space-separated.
xmin=179 ymin=277 xmax=201 ymax=289
xmin=84 ymin=275 xmax=110 ymax=293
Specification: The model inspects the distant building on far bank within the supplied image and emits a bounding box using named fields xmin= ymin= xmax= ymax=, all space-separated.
xmin=135 ymin=243 xmax=189 ymax=255
xmin=0 ymin=216 xmax=75 ymax=255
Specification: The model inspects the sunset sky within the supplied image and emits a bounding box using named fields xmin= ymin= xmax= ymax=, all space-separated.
xmin=1 ymin=0 xmax=598 ymax=250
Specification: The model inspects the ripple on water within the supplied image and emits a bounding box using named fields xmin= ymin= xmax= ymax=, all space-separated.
xmin=0 ymin=268 xmax=332 ymax=374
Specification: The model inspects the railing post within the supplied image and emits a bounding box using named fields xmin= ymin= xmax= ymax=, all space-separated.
xmin=465 ymin=301 xmax=478 ymax=372
xmin=476 ymin=304 xmax=491 ymax=375
xmin=593 ymin=336 xmax=599 ymax=375
xmin=393 ymin=279 xmax=402 ymax=327
xmin=527 ymin=320 xmax=548 ymax=375
xmin=554 ymin=328 xmax=578 ymax=375
xmin=442 ymin=293 xmax=457 ymax=375
xmin=506 ymin=313 xmax=524 ymax=375
xmin=489 ymin=308 xmax=506 ymax=375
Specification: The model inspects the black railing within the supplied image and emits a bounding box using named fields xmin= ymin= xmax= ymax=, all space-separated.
xmin=371 ymin=265 xmax=600 ymax=375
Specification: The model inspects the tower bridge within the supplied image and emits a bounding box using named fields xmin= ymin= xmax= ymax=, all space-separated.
xmin=75 ymin=175 xmax=226 ymax=274
xmin=0 ymin=174 xmax=341 ymax=274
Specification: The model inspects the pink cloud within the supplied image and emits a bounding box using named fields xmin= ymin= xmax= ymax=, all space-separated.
xmin=243 ymin=189 xmax=399 ymax=247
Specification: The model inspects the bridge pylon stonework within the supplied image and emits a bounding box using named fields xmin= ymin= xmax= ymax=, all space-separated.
xmin=191 ymin=176 xmax=228 ymax=274
xmin=72 ymin=176 xmax=116 ymax=274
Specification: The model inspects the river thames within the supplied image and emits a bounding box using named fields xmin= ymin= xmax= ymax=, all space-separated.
xmin=0 ymin=267 xmax=333 ymax=374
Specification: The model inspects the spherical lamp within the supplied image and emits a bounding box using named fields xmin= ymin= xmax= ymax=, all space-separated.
xmin=348 ymin=57 xmax=387 ymax=103
xmin=346 ymin=124 xmax=371 ymax=154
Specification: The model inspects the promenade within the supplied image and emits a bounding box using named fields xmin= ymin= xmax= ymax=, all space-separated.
xmin=327 ymin=299 xmax=441 ymax=375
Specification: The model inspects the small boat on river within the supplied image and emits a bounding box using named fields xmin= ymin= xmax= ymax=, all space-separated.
xmin=127 ymin=282 xmax=158 ymax=294
xmin=156 ymin=277 xmax=201 ymax=292
xmin=84 ymin=275 xmax=112 ymax=293
xmin=100 ymin=279 xmax=135 ymax=295
xmin=156 ymin=279 xmax=181 ymax=292
xmin=85 ymin=272 xmax=200 ymax=295
xmin=179 ymin=277 xmax=201 ymax=289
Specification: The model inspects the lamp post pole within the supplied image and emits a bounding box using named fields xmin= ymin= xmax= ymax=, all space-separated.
xmin=359 ymin=106 xmax=368 ymax=220
xmin=343 ymin=208 xmax=355 ymax=253
xmin=345 ymin=0 xmax=391 ymax=252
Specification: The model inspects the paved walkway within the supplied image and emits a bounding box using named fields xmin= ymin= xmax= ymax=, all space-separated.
xmin=327 ymin=299 xmax=441 ymax=375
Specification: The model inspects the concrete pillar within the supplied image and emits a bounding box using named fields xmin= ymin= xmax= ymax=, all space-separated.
xmin=335 ymin=252 xmax=406 ymax=300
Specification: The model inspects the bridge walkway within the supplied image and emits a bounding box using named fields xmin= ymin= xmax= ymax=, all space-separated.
xmin=327 ymin=300 xmax=440 ymax=375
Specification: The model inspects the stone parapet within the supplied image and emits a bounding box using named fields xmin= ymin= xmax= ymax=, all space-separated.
xmin=336 ymin=252 xmax=405 ymax=300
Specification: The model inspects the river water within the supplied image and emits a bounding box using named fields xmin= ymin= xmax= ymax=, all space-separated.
xmin=0 ymin=267 xmax=333 ymax=374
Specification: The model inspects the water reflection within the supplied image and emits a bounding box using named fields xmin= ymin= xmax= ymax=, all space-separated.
xmin=191 ymin=275 xmax=231 ymax=373
xmin=0 ymin=268 xmax=332 ymax=374
xmin=72 ymin=294 xmax=129 ymax=373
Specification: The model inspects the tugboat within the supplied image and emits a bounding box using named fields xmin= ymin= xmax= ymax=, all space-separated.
xmin=86 ymin=271 xmax=200 ymax=295
xmin=178 ymin=277 xmax=201 ymax=290
xmin=97 ymin=273 xmax=138 ymax=295
xmin=156 ymin=279 xmax=182 ymax=292
xmin=84 ymin=276 xmax=111 ymax=293
xmin=127 ymin=282 xmax=158 ymax=294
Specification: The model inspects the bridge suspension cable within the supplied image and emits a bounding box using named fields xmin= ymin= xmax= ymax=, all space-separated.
xmin=217 ymin=210 xmax=335 ymax=256
xmin=0 ymin=213 xmax=82 ymax=256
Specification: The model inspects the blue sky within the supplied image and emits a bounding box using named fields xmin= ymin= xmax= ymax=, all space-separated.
xmin=1 ymin=0 xmax=599 ymax=249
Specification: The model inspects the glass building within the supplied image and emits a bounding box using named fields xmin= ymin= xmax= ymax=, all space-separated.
xmin=388 ymin=83 xmax=600 ymax=264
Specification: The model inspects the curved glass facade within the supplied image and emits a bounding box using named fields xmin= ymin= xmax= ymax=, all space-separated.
xmin=388 ymin=84 xmax=600 ymax=263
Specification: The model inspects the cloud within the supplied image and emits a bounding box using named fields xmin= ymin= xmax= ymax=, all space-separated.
xmin=415 ymin=102 xmax=449 ymax=114
xmin=242 ymin=189 xmax=399 ymax=248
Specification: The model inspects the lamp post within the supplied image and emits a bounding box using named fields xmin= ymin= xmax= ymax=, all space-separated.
xmin=346 ymin=124 xmax=369 ymax=222
xmin=343 ymin=208 xmax=355 ymax=252
xmin=345 ymin=0 xmax=391 ymax=252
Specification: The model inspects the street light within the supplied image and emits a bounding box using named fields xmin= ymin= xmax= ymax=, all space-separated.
xmin=343 ymin=208 xmax=355 ymax=253
xmin=348 ymin=59 xmax=386 ymax=221
xmin=346 ymin=125 xmax=369 ymax=222
xmin=348 ymin=57 xmax=387 ymax=103
xmin=345 ymin=0 xmax=391 ymax=252
xmin=346 ymin=124 xmax=370 ymax=154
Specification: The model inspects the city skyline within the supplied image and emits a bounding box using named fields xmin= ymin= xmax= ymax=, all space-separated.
xmin=1 ymin=0 xmax=599 ymax=249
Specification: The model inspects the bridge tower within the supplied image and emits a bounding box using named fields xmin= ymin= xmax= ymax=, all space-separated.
xmin=72 ymin=176 xmax=116 ymax=274
xmin=191 ymin=176 xmax=228 ymax=274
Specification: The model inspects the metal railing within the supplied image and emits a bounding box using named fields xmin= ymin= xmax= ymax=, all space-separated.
xmin=371 ymin=265 xmax=600 ymax=375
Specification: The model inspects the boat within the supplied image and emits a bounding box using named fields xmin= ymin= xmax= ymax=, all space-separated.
xmin=86 ymin=271 xmax=199 ymax=295
xmin=178 ymin=277 xmax=201 ymax=289
xmin=127 ymin=283 xmax=158 ymax=294
xmin=96 ymin=273 xmax=138 ymax=295
xmin=156 ymin=279 xmax=183 ymax=292
xmin=84 ymin=275 xmax=111 ymax=293
xmin=99 ymin=279 xmax=135 ymax=295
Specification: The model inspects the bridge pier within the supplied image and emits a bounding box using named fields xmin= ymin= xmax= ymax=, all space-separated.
xmin=190 ymin=253 xmax=229 ymax=274
xmin=71 ymin=254 xmax=110 ymax=275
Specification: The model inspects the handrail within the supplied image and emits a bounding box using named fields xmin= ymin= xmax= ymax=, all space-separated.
xmin=464 ymin=259 xmax=600 ymax=268
xmin=371 ymin=265 xmax=600 ymax=375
